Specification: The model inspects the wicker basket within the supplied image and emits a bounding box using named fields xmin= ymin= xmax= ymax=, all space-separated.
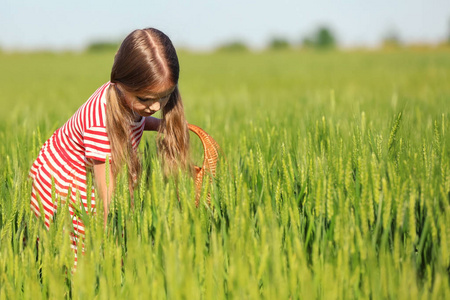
xmin=188 ymin=123 xmax=220 ymax=206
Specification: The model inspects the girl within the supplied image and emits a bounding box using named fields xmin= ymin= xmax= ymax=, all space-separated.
xmin=29 ymin=28 xmax=190 ymax=263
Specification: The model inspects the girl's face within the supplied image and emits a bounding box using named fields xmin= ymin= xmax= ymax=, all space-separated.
xmin=118 ymin=81 xmax=175 ymax=121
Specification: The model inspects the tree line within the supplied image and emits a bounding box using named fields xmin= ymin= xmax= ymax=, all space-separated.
xmin=82 ymin=21 xmax=450 ymax=53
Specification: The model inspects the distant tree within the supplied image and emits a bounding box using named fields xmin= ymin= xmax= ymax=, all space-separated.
xmin=86 ymin=41 xmax=119 ymax=53
xmin=216 ymin=41 xmax=248 ymax=52
xmin=315 ymin=27 xmax=336 ymax=49
xmin=382 ymin=29 xmax=402 ymax=48
xmin=301 ymin=26 xmax=337 ymax=49
xmin=268 ymin=37 xmax=290 ymax=50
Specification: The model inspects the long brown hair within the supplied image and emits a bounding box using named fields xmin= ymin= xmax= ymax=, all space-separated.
xmin=106 ymin=28 xmax=190 ymax=184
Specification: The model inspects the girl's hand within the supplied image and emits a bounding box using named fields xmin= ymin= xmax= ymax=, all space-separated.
xmin=144 ymin=116 xmax=161 ymax=131
xmin=92 ymin=160 xmax=115 ymax=228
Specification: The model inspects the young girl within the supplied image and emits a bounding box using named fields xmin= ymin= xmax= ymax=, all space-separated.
xmin=29 ymin=28 xmax=190 ymax=263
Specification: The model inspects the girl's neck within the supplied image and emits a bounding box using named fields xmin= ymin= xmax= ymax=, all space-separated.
xmin=132 ymin=112 xmax=142 ymax=123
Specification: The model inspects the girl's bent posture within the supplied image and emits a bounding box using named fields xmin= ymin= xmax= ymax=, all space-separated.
xmin=29 ymin=28 xmax=190 ymax=265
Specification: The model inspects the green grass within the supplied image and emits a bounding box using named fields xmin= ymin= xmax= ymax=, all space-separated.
xmin=0 ymin=48 xmax=449 ymax=299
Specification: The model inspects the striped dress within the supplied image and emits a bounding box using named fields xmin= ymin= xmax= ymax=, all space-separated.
xmin=29 ymin=82 xmax=145 ymax=259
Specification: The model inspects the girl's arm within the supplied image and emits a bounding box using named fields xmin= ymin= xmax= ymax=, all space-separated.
xmin=144 ymin=116 xmax=161 ymax=131
xmin=93 ymin=159 xmax=115 ymax=228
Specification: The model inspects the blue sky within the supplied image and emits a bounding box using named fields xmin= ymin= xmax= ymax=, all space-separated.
xmin=2 ymin=0 xmax=450 ymax=51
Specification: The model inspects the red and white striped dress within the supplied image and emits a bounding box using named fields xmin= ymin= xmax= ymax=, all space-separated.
xmin=29 ymin=82 xmax=145 ymax=252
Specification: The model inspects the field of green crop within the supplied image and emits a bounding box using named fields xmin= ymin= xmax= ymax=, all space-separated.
xmin=0 ymin=48 xmax=449 ymax=299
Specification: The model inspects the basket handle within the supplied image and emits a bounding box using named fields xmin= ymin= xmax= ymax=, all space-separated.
xmin=188 ymin=123 xmax=220 ymax=206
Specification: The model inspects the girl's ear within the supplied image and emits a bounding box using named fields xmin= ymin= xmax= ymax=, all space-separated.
xmin=114 ymin=83 xmax=125 ymax=99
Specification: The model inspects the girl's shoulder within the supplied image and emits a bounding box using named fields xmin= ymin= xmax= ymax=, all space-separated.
xmin=90 ymin=82 xmax=110 ymax=106
xmin=75 ymin=82 xmax=111 ymax=130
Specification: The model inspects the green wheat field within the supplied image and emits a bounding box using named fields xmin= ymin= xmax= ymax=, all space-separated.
xmin=0 ymin=48 xmax=449 ymax=299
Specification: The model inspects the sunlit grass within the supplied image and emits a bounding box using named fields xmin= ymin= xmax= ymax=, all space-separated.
xmin=0 ymin=49 xmax=449 ymax=299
